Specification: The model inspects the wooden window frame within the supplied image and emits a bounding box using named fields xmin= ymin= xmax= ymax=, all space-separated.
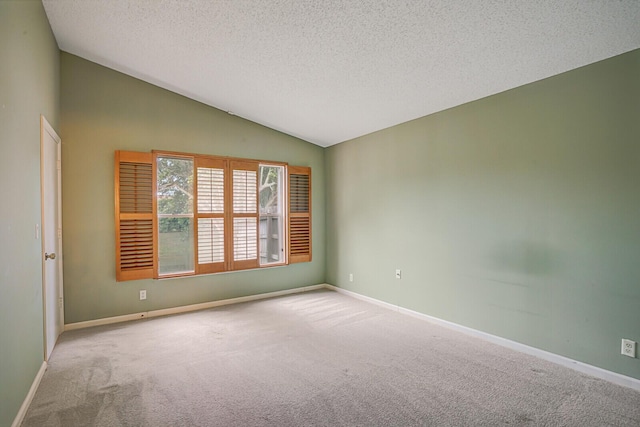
xmin=115 ymin=150 xmax=310 ymax=281
xmin=155 ymin=152 xmax=196 ymax=279
xmin=259 ymin=164 xmax=287 ymax=266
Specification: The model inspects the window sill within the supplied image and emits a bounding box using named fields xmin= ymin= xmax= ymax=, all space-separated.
xmin=156 ymin=263 xmax=289 ymax=280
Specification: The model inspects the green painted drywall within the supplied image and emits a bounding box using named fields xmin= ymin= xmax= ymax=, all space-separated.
xmin=326 ymin=49 xmax=640 ymax=380
xmin=60 ymin=53 xmax=325 ymax=324
xmin=0 ymin=1 xmax=60 ymax=424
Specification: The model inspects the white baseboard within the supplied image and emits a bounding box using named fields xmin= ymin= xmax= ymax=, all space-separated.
xmin=12 ymin=361 xmax=47 ymax=427
xmin=325 ymin=284 xmax=640 ymax=392
xmin=65 ymin=284 xmax=326 ymax=331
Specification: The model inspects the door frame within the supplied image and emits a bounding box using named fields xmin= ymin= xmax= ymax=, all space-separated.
xmin=40 ymin=115 xmax=63 ymax=361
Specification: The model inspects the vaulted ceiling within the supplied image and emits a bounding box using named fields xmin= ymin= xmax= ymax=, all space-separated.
xmin=42 ymin=1 xmax=640 ymax=147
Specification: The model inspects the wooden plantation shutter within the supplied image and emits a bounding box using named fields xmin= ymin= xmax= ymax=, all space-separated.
xmin=288 ymin=166 xmax=311 ymax=263
xmin=195 ymin=157 xmax=226 ymax=274
xmin=115 ymin=151 xmax=156 ymax=281
xmin=115 ymin=150 xmax=310 ymax=279
xmin=230 ymin=160 xmax=259 ymax=270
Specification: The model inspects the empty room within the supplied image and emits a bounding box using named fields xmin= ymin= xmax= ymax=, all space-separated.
xmin=2 ymin=0 xmax=640 ymax=425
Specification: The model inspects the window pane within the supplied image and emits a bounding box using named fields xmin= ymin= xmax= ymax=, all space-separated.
xmin=158 ymin=217 xmax=194 ymax=274
xmin=157 ymin=157 xmax=193 ymax=215
xmin=198 ymin=218 xmax=224 ymax=264
xmin=260 ymin=216 xmax=283 ymax=264
xmin=259 ymin=165 xmax=284 ymax=265
xmin=197 ymin=167 xmax=224 ymax=213
xmin=233 ymin=217 xmax=257 ymax=261
xmin=233 ymin=170 xmax=257 ymax=213
xmin=158 ymin=156 xmax=194 ymax=275
xmin=259 ymin=166 xmax=282 ymax=214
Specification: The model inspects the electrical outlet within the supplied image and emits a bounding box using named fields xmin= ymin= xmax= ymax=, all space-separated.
xmin=349 ymin=273 xmax=353 ymax=282
xmin=139 ymin=290 xmax=147 ymax=301
xmin=395 ymin=269 xmax=401 ymax=279
xmin=621 ymin=339 xmax=636 ymax=358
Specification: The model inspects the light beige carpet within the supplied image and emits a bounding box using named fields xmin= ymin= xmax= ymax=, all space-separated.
xmin=23 ymin=289 xmax=640 ymax=426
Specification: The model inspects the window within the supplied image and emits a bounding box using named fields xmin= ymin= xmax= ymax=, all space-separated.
xmin=157 ymin=156 xmax=194 ymax=276
xmin=115 ymin=150 xmax=311 ymax=281
xmin=259 ymin=165 xmax=284 ymax=265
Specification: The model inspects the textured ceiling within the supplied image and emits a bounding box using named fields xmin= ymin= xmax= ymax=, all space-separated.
xmin=42 ymin=0 xmax=640 ymax=147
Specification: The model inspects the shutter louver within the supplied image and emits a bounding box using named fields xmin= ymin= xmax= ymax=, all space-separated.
xmin=233 ymin=217 xmax=257 ymax=260
xmin=290 ymin=173 xmax=309 ymax=213
xmin=115 ymin=151 xmax=155 ymax=281
xmin=119 ymin=219 xmax=154 ymax=269
xmin=288 ymin=166 xmax=311 ymax=263
xmin=119 ymin=162 xmax=153 ymax=213
xmin=197 ymin=218 xmax=224 ymax=264
xmin=232 ymin=170 xmax=257 ymax=213
xmin=289 ymin=217 xmax=310 ymax=256
xmin=197 ymin=167 xmax=224 ymax=214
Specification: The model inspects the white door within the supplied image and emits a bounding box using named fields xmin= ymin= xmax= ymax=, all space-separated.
xmin=41 ymin=115 xmax=63 ymax=361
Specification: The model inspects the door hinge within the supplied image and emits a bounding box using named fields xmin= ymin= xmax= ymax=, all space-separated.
xmin=57 ymin=160 xmax=61 ymax=170
xmin=57 ymin=228 xmax=62 ymax=239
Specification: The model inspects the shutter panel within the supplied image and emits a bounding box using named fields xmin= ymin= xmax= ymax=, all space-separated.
xmin=233 ymin=217 xmax=258 ymax=260
xmin=195 ymin=157 xmax=226 ymax=274
xmin=115 ymin=151 xmax=156 ymax=281
xmin=197 ymin=218 xmax=224 ymax=263
xmin=232 ymin=169 xmax=258 ymax=213
xmin=197 ymin=167 xmax=224 ymax=214
xmin=288 ymin=166 xmax=311 ymax=263
xmin=230 ymin=161 xmax=259 ymax=270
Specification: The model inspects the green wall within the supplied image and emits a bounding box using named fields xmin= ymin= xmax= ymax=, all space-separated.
xmin=0 ymin=1 xmax=60 ymax=425
xmin=326 ymin=49 xmax=640 ymax=380
xmin=60 ymin=53 xmax=325 ymax=324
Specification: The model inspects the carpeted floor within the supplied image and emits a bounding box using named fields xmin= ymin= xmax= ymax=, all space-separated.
xmin=22 ymin=289 xmax=640 ymax=426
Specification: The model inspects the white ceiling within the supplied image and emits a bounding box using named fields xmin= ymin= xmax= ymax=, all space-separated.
xmin=42 ymin=0 xmax=640 ymax=147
